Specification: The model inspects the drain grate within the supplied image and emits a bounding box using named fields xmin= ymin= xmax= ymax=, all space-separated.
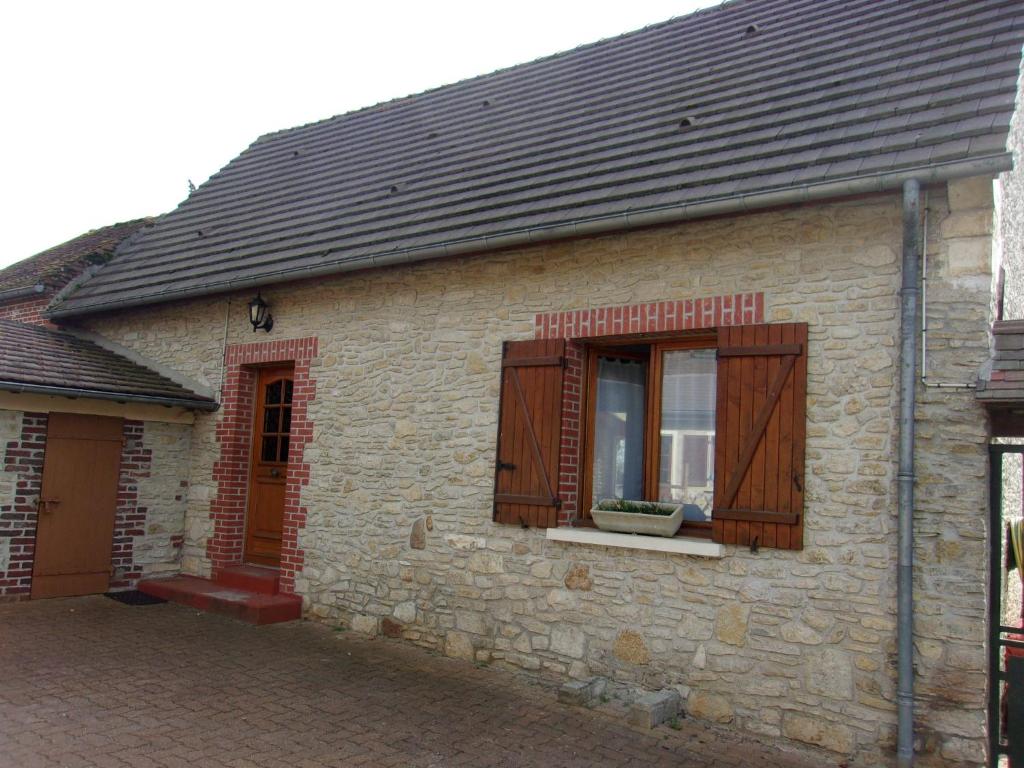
xmin=105 ymin=590 xmax=167 ymax=606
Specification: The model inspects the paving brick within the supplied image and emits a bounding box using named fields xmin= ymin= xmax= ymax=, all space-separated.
xmin=0 ymin=596 xmax=828 ymax=767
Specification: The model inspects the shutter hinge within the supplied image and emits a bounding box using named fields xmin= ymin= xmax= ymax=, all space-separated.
xmin=497 ymin=461 xmax=516 ymax=471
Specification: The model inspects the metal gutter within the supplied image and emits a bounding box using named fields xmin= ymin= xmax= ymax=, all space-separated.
xmin=897 ymin=178 xmax=921 ymax=768
xmin=0 ymin=380 xmax=220 ymax=412
xmin=46 ymin=153 xmax=1013 ymax=319
xmin=0 ymin=283 xmax=45 ymax=303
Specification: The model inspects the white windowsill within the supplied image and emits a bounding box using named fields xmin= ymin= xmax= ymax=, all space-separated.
xmin=545 ymin=527 xmax=725 ymax=558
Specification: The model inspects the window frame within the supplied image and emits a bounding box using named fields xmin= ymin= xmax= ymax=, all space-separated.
xmin=580 ymin=331 xmax=717 ymax=538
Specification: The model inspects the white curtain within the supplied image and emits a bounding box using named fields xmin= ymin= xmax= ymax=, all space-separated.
xmin=592 ymin=357 xmax=646 ymax=502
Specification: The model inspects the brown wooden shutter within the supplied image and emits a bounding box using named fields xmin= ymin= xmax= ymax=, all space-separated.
xmin=493 ymin=339 xmax=565 ymax=528
xmin=713 ymin=323 xmax=808 ymax=550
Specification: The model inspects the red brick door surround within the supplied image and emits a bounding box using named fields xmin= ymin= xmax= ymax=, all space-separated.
xmin=209 ymin=337 xmax=317 ymax=594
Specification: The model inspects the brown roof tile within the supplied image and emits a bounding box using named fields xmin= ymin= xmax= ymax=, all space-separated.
xmin=0 ymin=319 xmax=217 ymax=409
xmin=978 ymin=321 xmax=1024 ymax=404
xmin=0 ymin=219 xmax=152 ymax=298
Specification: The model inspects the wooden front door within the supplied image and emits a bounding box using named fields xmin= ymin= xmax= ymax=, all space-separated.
xmin=31 ymin=413 xmax=123 ymax=599
xmin=245 ymin=366 xmax=293 ymax=565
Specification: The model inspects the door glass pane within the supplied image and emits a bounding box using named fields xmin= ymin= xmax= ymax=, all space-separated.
xmin=261 ymin=436 xmax=279 ymax=462
xmin=281 ymin=407 xmax=292 ymax=434
xmin=279 ymin=436 xmax=290 ymax=463
xmin=263 ymin=406 xmax=280 ymax=434
xmin=658 ymin=349 xmax=716 ymax=521
xmin=591 ymin=357 xmax=646 ymax=505
xmin=265 ymin=380 xmax=282 ymax=404
xmin=284 ymin=379 xmax=294 ymax=404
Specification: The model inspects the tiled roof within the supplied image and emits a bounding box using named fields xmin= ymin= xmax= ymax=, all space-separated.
xmin=52 ymin=0 xmax=1024 ymax=317
xmin=0 ymin=320 xmax=217 ymax=409
xmin=978 ymin=320 xmax=1024 ymax=404
xmin=0 ymin=219 xmax=151 ymax=298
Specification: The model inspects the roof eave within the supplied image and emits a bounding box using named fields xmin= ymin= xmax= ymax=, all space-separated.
xmin=47 ymin=152 xmax=1013 ymax=320
xmin=0 ymin=284 xmax=46 ymax=304
xmin=0 ymin=380 xmax=220 ymax=412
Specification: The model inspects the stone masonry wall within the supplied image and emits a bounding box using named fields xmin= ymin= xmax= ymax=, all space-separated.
xmin=912 ymin=178 xmax=996 ymax=763
xmin=998 ymin=69 xmax=1024 ymax=320
xmin=133 ymin=420 xmax=192 ymax=578
xmin=110 ymin=419 xmax=192 ymax=588
xmin=0 ymin=409 xmax=28 ymax=598
xmin=0 ymin=411 xmax=45 ymax=600
xmin=83 ymin=189 xmax=995 ymax=766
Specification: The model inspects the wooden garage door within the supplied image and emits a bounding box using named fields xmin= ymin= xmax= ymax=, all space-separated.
xmin=31 ymin=413 xmax=123 ymax=599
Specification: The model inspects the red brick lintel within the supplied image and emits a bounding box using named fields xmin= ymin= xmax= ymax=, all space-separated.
xmin=534 ymin=293 xmax=764 ymax=340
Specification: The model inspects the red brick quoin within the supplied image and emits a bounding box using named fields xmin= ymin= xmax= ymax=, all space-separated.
xmin=209 ymin=337 xmax=318 ymax=594
xmin=533 ymin=293 xmax=764 ymax=525
xmin=0 ymin=413 xmax=47 ymax=600
xmin=109 ymin=420 xmax=154 ymax=590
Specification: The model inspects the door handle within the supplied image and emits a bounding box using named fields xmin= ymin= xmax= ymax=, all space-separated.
xmin=270 ymin=468 xmax=281 ymax=478
xmin=38 ymin=498 xmax=60 ymax=514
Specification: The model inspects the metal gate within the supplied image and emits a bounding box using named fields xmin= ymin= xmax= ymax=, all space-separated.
xmin=989 ymin=445 xmax=1024 ymax=766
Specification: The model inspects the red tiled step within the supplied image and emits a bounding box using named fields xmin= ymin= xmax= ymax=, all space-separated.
xmin=138 ymin=575 xmax=301 ymax=625
xmin=216 ymin=564 xmax=280 ymax=595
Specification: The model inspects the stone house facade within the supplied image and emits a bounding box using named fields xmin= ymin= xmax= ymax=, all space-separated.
xmin=4 ymin=2 xmax=1024 ymax=766
xmin=74 ymin=178 xmax=999 ymax=766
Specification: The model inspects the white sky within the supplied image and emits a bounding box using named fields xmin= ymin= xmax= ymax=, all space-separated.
xmin=0 ymin=1 xmax=720 ymax=270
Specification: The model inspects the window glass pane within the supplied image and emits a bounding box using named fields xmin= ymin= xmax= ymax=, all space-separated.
xmin=263 ymin=406 xmax=280 ymax=434
xmin=591 ymin=357 xmax=646 ymax=504
xmin=279 ymin=436 xmax=289 ymax=463
xmin=284 ymin=379 xmax=294 ymax=404
xmin=658 ymin=349 xmax=716 ymax=522
xmin=265 ymin=380 xmax=282 ymax=404
xmin=261 ymin=436 xmax=278 ymax=462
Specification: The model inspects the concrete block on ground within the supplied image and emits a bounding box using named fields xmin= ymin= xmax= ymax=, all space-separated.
xmin=627 ymin=689 xmax=682 ymax=729
xmin=558 ymin=676 xmax=608 ymax=707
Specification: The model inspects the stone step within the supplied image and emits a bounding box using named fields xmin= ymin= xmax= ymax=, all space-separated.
xmin=137 ymin=575 xmax=301 ymax=625
xmin=216 ymin=564 xmax=280 ymax=595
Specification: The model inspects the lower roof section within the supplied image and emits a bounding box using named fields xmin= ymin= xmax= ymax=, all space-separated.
xmin=0 ymin=319 xmax=218 ymax=412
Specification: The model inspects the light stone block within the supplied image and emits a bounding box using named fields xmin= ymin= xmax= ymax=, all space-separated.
xmin=627 ymin=689 xmax=681 ymax=729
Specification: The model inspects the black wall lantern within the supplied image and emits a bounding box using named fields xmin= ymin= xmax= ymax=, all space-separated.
xmin=248 ymin=292 xmax=274 ymax=333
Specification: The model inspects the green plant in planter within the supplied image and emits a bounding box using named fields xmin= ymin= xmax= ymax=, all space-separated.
xmin=595 ymin=499 xmax=675 ymax=516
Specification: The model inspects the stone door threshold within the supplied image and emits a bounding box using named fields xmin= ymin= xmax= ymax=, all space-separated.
xmin=545 ymin=527 xmax=725 ymax=557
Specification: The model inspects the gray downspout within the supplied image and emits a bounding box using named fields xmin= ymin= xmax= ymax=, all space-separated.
xmin=897 ymin=178 xmax=920 ymax=767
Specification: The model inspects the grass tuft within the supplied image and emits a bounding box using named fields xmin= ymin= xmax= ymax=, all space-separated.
xmin=595 ymin=499 xmax=675 ymax=516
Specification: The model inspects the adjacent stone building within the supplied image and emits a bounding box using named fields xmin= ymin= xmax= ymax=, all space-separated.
xmin=4 ymin=2 xmax=1024 ymax=766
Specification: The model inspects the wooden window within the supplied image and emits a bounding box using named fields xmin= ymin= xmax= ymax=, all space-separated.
xmin=259 ymin=376 xmax=293 ymax=463
xmin=492 ymin=339 xmax=566 ymax=528
xmin=576 ymin=323 xmax=807 ymax=549
xmin=579 ymin=336 xmax=718 ymax=537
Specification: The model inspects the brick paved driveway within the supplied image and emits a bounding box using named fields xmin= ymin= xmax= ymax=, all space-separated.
xmin=0 ymin=597 xmax=828 ymax=768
